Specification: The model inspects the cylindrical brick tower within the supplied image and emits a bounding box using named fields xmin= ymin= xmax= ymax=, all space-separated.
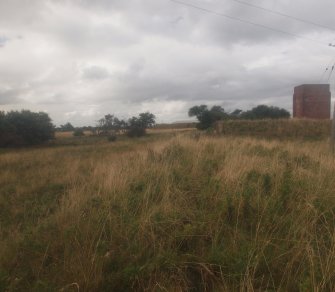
xmin=293 ymin=84 xmax=331 ymax=119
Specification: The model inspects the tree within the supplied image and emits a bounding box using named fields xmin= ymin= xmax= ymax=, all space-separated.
xmin=138 ymin=112 xmax=156 ymax=128
xmin=97 ymin=114 xmax=124 ymax=135
xmin=73 ymin=129 xmax=85 ymax=136
xmin=96 ymin=112 xmax=156 ymax=138
xmin=127 ymin=112 xmax=156 ymax=137
xmin=229 ymin=109 xmax=243 ymax=119
xmin=127 ymin=117 xmax=146 ymax=137
xmin=59 ymin=122 xmax=74 ymax=132
xmin=0 ymin=110 xmax=55 ymax=147
xmin=188 ymin=105 xmax=228 ymax=130
xmin=240 ymin=105 xmax=290 ymax=119
xmin=113 ymin=118 xmax=127 ymax=133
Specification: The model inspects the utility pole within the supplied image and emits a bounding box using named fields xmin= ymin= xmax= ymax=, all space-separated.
xmin=326 ymin=43 xmax=335 ymax=151
xmin=331 ymin=102 xmax=335 ymax=152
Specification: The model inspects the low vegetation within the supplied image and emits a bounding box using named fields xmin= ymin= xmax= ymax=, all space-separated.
xmin=1 ymin=127 xmax=335 ymax=291
xmin=154 ymin=122 xmax=196 ymax=130
xmin=97 ymin=112 xmax=156 ymax=138
xmin=72 ymin=129 xmax=85 ymax=137
xmin=0 ymin=110 xmax=54 ymax=147
xmin=215 ymin=119 xmax=331 ymax=140
xmin=189 ymin=104 xmax=290 ymax=130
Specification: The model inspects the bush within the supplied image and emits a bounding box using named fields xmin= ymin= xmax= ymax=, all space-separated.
xmin=240 ymin=105 xmax=290 ymax=119
xmin=96 ymin=112 xmax=156 ymax=138
xmin=126 ymin=112 xmax=156 ymax=138
xmin=107 ymin=134 xmax=117 ymax=142
xmin=126 ymin=127 xmax=146 ymax=138
xmin=73 ymin=129 xmax=85 ymax=137
xmin=59 ymin=122 xmax=74 ymax=132
xmin=0 ymin=110 xmax=55 ymax=147
xmin=188 ymin=104 xmax=290 ymax=130
xmin=188 ymin=105 xmax=228 ymax=130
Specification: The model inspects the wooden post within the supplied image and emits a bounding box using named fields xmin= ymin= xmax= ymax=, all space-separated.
xmin=331 ymin=102 xmax=335 ymax=152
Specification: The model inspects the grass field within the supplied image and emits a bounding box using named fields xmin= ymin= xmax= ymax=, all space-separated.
xmin=1 ymin=128 xmax=335 ymax=291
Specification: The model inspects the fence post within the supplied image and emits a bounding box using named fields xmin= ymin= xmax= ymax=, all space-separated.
xmin=331 ymin=103 xmax=335 ymax=152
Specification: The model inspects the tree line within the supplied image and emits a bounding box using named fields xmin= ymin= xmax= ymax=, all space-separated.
xmin=0 ymin=104 xmax=290 ymax=147
xmin=189 ymin=104 xmax=290 ymax=130
xmin=0 ymin=110 xmax=156 ymax=147
xmin=96 ymin=112 xmax=156 ymax=138
xmin=59 ymin=112 xmax=156 ymax=138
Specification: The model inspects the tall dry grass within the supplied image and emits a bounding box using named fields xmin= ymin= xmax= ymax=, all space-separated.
xmin=1 ymin=133 xmax=335 ymax=291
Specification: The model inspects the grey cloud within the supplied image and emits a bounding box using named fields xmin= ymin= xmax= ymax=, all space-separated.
xmin=164 ymin=0 xmax=335 ymax=46
xmin=0 ymin=0 xmax=334 ymax=125
xmin=82 ymin=66 xmax=110 ymax=80
xmin=0 ymin=0 xmax=46 ymax=27
xmin=0 ymin=36 xmax=9 ymax=47
xmin=0 ymin=88 xmax=24 ymax=104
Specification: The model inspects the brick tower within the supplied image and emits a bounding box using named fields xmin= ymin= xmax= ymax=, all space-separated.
xmin=293 ymin=84 xmax=331 ymax=119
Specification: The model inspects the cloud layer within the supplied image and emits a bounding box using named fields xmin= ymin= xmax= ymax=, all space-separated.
xmin=1 ymin=0 xmax=335 ymax=125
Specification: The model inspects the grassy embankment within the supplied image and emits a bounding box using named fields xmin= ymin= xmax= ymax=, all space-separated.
xmin=1 ymin=123 xmax=335 ymax=291
xmin=216 ymin=119 xmax=331 ymax=140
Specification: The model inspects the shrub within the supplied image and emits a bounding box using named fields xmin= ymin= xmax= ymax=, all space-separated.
xmin=126 ymin=126 xmax=146 ymax=138
xmin=73 ymin=129 xmax=85 ymax=137
xmin=188 ymin=105 xmax=228 ymax=130
xmin=107 ymin=134 xmax=117 ymax=142
xmin=188 ymin=104 xmax=290 ymax=130
xmin=96 ymin=112 xmax=156 ymax=138
xmin=240 ymin=105 xmax=290 ymax=119
xmin=0 ymin=110 xmax=54 ymax=147
xmin=126 ymin=112 xmax=156 ymax=138
xmin=59 ymin=122 xmax=74 ymax=132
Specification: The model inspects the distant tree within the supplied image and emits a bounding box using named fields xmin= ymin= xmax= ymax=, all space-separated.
xmin=73 ymin=129 xmax=85 ymax=136
xmin=107 ymin=134 xmax=117 ymax=142
xmin=188 ymin=105 xmax=208 ymax=119
xmin=0 ymin=111 xmax=14 ymax=146
xmin=210 ymin=106 xmax=227 ymax=119
xmin=81 ymin=125 xmax=97 ymax=135
xmin=127 ymin=112 xmax=156 ymax=137
xmin=127 ymin=117 xmax=146 ymax=137
xmin=97 ymin=114 xmax=125 ymax=135
xmin=241 ymin=105 xmax=290 ymax=119
xmin=96 ymin=112 xmax=156 ymax=138
xmin=188 ymin=105 xmax=228 ymax=129
xmin=0 ymin=110 xmax=55 ymax=147
xmin=229 ymin=109 xmax=243 ymax=119
xmin=60 ymin=122 xmax=74 ymax=132
xmin=138 ymin=112 xmax=156 ymax=128
xmin=113 ymin=117 xmax=128 ymax=133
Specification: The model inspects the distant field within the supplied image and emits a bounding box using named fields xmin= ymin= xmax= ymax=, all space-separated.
xmin=55 ymin=131 xmax=93 ymax=138
xmin=154 ymin=122 xmax=197 ymax=129
xmin=147 ymin=127 xmax=195 ymax=134
xmin=55 ymin=127 xmax=195 ymax=138
xmin=1 ymin=127 xmax=335 ymax=291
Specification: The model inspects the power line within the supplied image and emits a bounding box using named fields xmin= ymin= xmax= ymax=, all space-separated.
xmin=230 ymin=0 xmax=335 ymax=32
xmin=169 ymin=0 xmax=327 ymax=46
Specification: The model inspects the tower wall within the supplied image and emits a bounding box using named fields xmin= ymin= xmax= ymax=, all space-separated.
xmin=293 ymin=84 xmax=331 ymax=119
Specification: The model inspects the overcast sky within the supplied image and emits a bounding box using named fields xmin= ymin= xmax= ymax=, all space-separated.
xmin=1 ymin=0 xmax=335 ymax=126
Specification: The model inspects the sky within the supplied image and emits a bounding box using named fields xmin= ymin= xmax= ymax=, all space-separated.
xmin=1 ymin=0 xmax=335 ymax=126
